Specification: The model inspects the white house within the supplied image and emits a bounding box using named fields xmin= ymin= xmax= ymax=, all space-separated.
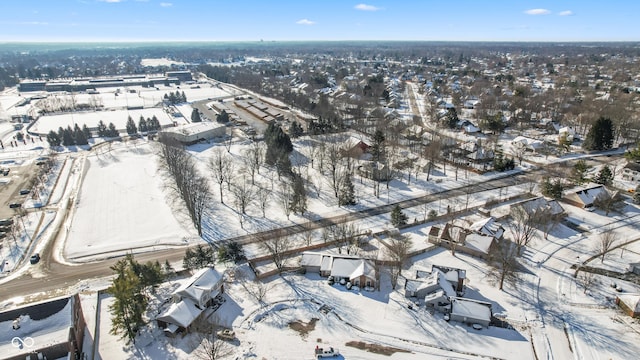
xmin=156 ymin=267 xmax=224 ymax=336
xmin=301 ymin=251 xmax=377 ymax=289
xmin=622 ymin=162 xmax=640 ymax=182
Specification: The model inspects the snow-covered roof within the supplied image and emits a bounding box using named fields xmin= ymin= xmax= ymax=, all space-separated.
xmin=464 ymin=233 xmax=495 ymax=255
xmin=330 ymin=258 xmax=376 ymax=281
xmin=470 ymin=217 xmax=504 ymax=239
xmin=162 ymin=121 xmax=225 ymax=137
xmin=300 ymin=252 xmax=323 ymax=267
xmin=618 ymin=294 xmax=640 ymax=313
xmin=174 ymin=267 xmax=223 ymax=304
xmin=0 ymin=295 xmax=75 ymax=359
xmin=406 ymin=270 xmax=455 ymax=298
xmin=156 ymin=298 xmax=203 ymax=328
xmin=450 ymin=297 xmax=492 ymax=321
xmin=511 ymin=197 xmax=565 ymax=216
xmin=564 ymin=183 xmax=607 ymax=207
xmin=511 ymin=136 xmax=544 ymax=150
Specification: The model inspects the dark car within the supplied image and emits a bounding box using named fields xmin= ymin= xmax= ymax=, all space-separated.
xmin=19 ymin=189 xmax=30 ymax=195
xmin=9 ymin=203 xmax=21 ymax=209
xmin=30 ymin=253 xmax=40 ymax=264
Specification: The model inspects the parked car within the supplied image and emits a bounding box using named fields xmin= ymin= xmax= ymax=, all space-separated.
xmin=8 ymin=203 xmax=21 ymax=209
xmin=30 ymin=253 xmax=40 ymax=264
xmin=216 ymin=328 xmax=235 ymax=341
xmin=315 ymin=346 xmax=339 ymax=358
xmin=19 ymin=189 xmax=30 ymax=195
xmin=0 ymin=218 xmax=13 ymax=226
xmin=2 ymin=168 xmax=9 ymax=176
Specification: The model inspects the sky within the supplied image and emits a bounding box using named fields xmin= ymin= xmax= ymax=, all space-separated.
xmin=0 ymin=0 xmax=638 ymax=42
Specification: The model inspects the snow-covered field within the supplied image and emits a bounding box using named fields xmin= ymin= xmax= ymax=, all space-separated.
xmin=64 ymin=141 xmax=196 ymax=261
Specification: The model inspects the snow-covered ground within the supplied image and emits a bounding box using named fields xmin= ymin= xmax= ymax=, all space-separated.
xmin=64 ymin=141 xmax=196 ymax=261
xmin=2 ymin=81 xmax=640 ymax=359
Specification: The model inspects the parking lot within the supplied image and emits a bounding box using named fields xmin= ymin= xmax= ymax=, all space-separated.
xmin=0 ymin=161 xmax=38 ymax=219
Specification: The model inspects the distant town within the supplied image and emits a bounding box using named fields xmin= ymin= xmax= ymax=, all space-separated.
xmin=0 ymin=41 xmax=639 ymax=360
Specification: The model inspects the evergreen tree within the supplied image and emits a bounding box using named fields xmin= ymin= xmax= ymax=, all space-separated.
xmin=62 ymin=126 xmax=75 ymax=146
xmin=191 ymin=108 xmax=202 ymax=123
xmin=46 ymin=130 xmax=61 ymax=147
xmin=390 ymin=204 xmax=408 ymax=227
xmin=338 ymin=174 xmax=356 ymax=206
xmin=107 ymin=122 xmax=119 ymax=137
xmin=82 ymin=124 xmax=92 ymax=140
xmin=97 ymin=120 xmax=107 ymax=137
xmin=445 ymin=108 xmax=459 ymax=129
xmin=217 ymin=242 xmax=246 ymax=263
xmin=183 ymin=245 xmax=215 ymax=270
xmin=594 ymin=165 xmax=614 ymax=186
xmin=371 ymin=129 xmax=386 ymax=162
xmin=138 ymin=117 xmax=148 ymax=133
xmin=571 ymin=159 xmax=591 ymax=185
xmin=289 ymin=173 xmax=307 ymax=214
xmin=74 ymin=124 xmax=88 ymax=145
xmin=289 ymin=121 xmax=304 ymax=138
xmin=583 ymin=116 xmax=614 ymax=151
xmin=57 ymin=127 xmax=64 ymax=143
xmin=541 ymin=177 xmax=563 ymax=199
xmin=181 ymin=91 xmax=187 ymax=103
xmin=264 ymin=123 xmax=294 ymax=175
xmin=125 ymin=116 xmax=137 ymax=135
xmin=216 ymin=110 xmax=229 ymax=123
xmin=108 ymin=255 xmax=148 ymax=345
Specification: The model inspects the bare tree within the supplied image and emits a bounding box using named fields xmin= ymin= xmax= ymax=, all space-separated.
xmin=279 ymin=180 xmax=293 ymax=220
xmin=386 ymin=235 xmax=411 ymax=290
xmin=510 ymin=142 xmax=527 ymax=166
xmin=208 ymin=148 xmax=233 ymax=204
xmin=231 ymin=176 xmax=254 ymax=215
xmin=489 ymin=239 xmax=519 ymax=291
xmin=255 ymin=186 xmax=271 ymax=218
xmin=423 ymin=137 xmax=442 ymax=182
xmin=244 ymin=141 xmax=265 ymax=185
xmin=259 ymin=229 xmax=292 ymax=270
xmin=508 ymin=205 xmax=539 ymax=256
xmin=192 ymin=327 xmax=233 ymax=360
xmin=157 ymin=136 xmax=211 ymax=235
xmin=593 ymin=190 xmax=626 ymax=216
xmin=577 ymin=271 xmax=597 ymax=294
xmin=324 ymin=143 xmax=343 ymax=199
xmin=598 ymin=227 xmax=616 ymax=263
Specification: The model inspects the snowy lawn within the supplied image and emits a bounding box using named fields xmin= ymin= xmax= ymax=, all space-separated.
xmin=64 ymin=141 xmax=196 ymax=261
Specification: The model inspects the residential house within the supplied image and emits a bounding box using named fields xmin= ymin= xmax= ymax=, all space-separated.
xmin=341 ymin=138 xmax=371 ymax=160
xmin=563 ymin=183 xmax=608 ymax=209
xmin=405 ymin=269 xmax=455 ymax=300
xmin=156 ymin=267 xmax=224 ymax=336
xmin=616 ymin=294 xmax=640 ymax=318
xmin=0 ymin=294 xmax=85 ymax=360
xmin=301 ymin=251 xmax=377 ymax=289
xmin=469 ymin=217 xmax=505 ymax=240
xmin=510 ymin=197 xmax=566 ymax=218
xmin=432 ymin=265 xmax=466 ymax=293
xmin=449 ymin=297 xmax=493 ymax=327
xmin=622 ymin=162 xmax=640 ymax=182
xmin=428 ymin=223 xmax=497 ymax=259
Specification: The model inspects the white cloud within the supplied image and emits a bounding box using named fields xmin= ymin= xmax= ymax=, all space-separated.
xmin=524 ymin=8 xmax=551 ymax=15
xmin=558 ymin=10 xmax=574 ymax=16
xmin=160 ymin=2 xmax=172 ymax=7
xmin=296 ymin=19 xmax=316 ymax=25
xmin=98 ymin=0 xmax=124 ymax=3
xmin=354 ymin=3 xmax=381 ymax=11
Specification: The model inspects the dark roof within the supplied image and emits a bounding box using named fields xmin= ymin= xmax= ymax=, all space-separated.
xmin=0 ymin=297 xmax=70 ymax=323
xmin=625 ymin=162 xmax=640 ymax=173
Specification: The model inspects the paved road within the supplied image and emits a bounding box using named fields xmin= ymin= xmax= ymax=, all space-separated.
xmin=0 ymin=169 xmax=530 ymax=303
